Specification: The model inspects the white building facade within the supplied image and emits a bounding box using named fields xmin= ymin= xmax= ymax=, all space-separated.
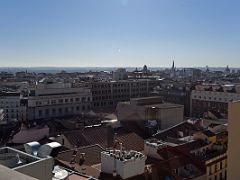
xmin=101 ymin=149 xmax=146 ymax=179
xmin=0 ymin=92 xmax=26 ymax=122
xmin=191 ymin=84 xmax=240 ymax=117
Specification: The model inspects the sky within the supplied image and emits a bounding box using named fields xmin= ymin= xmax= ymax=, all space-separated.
xmin=0 ymin=0 xmax=240 ymax=67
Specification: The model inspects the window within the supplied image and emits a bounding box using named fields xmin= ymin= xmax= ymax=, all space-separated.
xmin=59 ymin=108 xmax=62 ymax=113
xmin=51 ymin=100 xmax=56 ymax=104
xmin=37 ymin=101 xmax=42 ymax=105
xmin=58 ymin=99 xmax=63 ymax=103
xmin=209 ymin=166 xmax=212 ymax=175
xmin=75 ymin=98 xmax=80 ymax=102
xmin=220 ymin=172 xmax=223 ymax=180
xmin=65 ymin=99 xmax=69 ymax=103
xmin=45 ymin=109 xmax=49 ymax=116
xmin=52 ymin=109 xmax=56 ymax=115
xmin=39 ymin=110 xmax=42 ymax=117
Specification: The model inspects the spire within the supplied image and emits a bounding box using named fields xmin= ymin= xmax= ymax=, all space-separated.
xmin=172 ymin=60 xmax=175 ymax=69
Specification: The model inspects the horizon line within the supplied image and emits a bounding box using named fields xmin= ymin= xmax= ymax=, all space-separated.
xmin=0 ymin=66 xmax=236 ymax=69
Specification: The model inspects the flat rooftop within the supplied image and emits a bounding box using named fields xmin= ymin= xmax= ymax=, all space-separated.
xmin=143 ymin=103 xmax=184 ymax=109
xmin=102 ymin=149 xmax=145 ymax=162
xmin=0 ymin=147 xmax=42 ymax=169
xmin=0 ymin=165 xmax=37 ymax=180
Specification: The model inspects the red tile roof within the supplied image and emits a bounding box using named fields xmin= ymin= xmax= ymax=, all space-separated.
xmin=114 ymin=132 xmax=144 ymax=152
xmin=82 ymin=125 xmax=108 ymax=148
xmin=56 ymin=144 xmax=104 ymax=166
xmin=64 ymin=131 xmax=90 ymax=148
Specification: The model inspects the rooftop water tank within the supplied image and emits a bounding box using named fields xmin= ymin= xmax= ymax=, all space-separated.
xmin=37 ymin=142 xmax=62 ymax=158
xmin=24 ymin=141 xmax=41 ymax=156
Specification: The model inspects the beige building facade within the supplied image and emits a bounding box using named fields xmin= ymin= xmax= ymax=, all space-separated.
xmin=117 ymin=97 xmax=184 ymax=130
xmin=228 ymin=101 xmax=240 ymax=180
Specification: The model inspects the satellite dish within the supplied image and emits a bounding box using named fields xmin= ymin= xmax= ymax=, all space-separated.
xmin=52 ymin=166 xmax=69 ymax=180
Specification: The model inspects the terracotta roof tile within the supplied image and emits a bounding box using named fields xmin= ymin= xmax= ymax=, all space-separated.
xmin=115 ymin=132 xmax=144 ymax=152
xmin=64 ymin=131 xmax=90 ymax=148
xmin=56 ymin=144 xmax=104 ymax=166
xmin=82 ymin=125 xmax=108 ymax=148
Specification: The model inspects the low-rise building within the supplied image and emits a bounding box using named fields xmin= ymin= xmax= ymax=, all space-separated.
xmin=151 ymin=80 xmax=193 ymax=116
xmin=101 ymin=149 xmax=146 ymax=179
xmin=90 ymin=79 xmax=162 ymax=109
xmin=117 ymin=97 xmax=184 ymax=132
xmin=191 ymin=83 xmax=240 ymax=117
xmin=112 ymin=68 xmax=128 ymax=81
xmin=0 ymin=146 xmax=53 ymax=180
xmin=0 ymin=92 xmax=27 ymax=122
xmin=27 ymin=78 xmax=92 ymax=121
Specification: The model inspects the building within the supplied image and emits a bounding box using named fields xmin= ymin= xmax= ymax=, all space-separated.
xmin=204 ymin=151 xmax=227 ymax=180
xmin=144 ymin=139 xmax=170 ymax=160
xmin=183 ymin=68 xmax=202 ymax=80
xmin=191 ymin=83 xmax=240 ymax=117
xmin=0 ymin=146 xmax=53 ymax=180
xmin=170 ymin=60 xmax=176 ymax=78
xmin=27 ymin=78 xmax=92 ymax=121
xmin=112 ymin=68 xmax=128 ymax=81
xmin=227 ymin=100 xmax=240 ymax=179
xmin=117 ymin=97 xmax=184 ymax=133
xmin=0 ymin=164 xmax=37 ymax=180
xmin=0 ymin=92 xmax=27 ymax=122
xmin=101 ymin=149 xmax=146 ymax=179
xmin=145 ymin=140 xmax=206 ymax=179
xmin=153 ymin=121 xmax=201 ymax=145
xmin=0 ymin=109 xmax=21 ymax=145
xmin=151 ymin=80 xmax=193 ymax=116
xmin=90 ymin=79 xmax=162 ymax=109
xmin=0 ymin=109 xmax=4 ymax=121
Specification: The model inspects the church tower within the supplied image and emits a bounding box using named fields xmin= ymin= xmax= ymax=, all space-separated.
xmin=170 ymin=60 xmax=176 ymax=78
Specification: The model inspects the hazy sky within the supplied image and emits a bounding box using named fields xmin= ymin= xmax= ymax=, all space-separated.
xmin=0 ymin=0 xmax=239 ymax=67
